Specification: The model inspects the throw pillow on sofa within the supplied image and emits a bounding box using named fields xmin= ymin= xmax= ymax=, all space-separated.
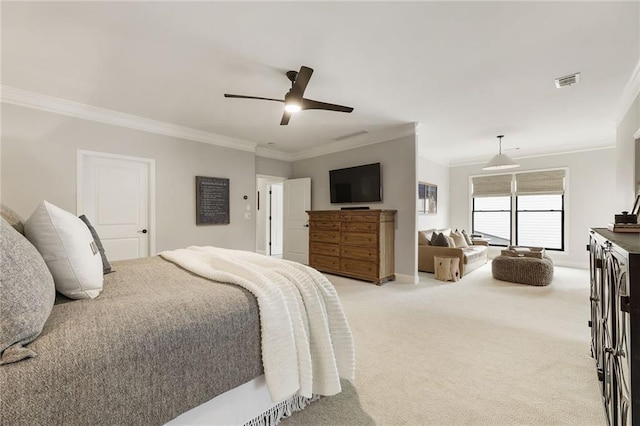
xmin=431 ymin=232 xmax=451 ymax=247
xmin=25 ymin=201 xmax=104 ymax=300
xmin=461 ymin=230 xmax=473 ymax=246
xmin=451 ymin=231 xmax=469 ymax=248
xmin=418 ymin=231 xmax=431 ymax=245
xmin=0 ymin=217 xmax=56 ymax=364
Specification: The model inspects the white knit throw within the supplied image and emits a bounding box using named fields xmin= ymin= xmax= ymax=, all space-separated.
xmin=160 ymin=246 xmax=355 ymax=402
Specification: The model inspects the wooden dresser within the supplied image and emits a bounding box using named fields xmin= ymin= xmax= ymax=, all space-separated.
xmin=307 ymin=209 xmax=396 ymax=284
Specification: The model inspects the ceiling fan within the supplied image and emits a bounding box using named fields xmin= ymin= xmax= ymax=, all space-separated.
xmin=224 ymin=66 xmax=354 ymax=125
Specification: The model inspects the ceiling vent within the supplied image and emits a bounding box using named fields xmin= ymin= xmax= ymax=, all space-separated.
xmin=555 ymin=73 xmax=580 ymax=88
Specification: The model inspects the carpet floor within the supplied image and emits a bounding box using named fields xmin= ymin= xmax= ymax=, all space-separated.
xmin=282 ymin=263 xmax=605 ymax=425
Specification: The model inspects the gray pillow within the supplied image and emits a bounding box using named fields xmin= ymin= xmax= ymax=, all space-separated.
xmin=431 ymin=232 xmax=451 ymax=247
xmin=461 ymin=230 xmax=473 ymax=246
xmin=79 ymin=215 xmax=113 ymax=274
xmin=0 ymin=217 xmax=55 ymax=364
xmin=1 ymin=204 xmax=25 ymax=235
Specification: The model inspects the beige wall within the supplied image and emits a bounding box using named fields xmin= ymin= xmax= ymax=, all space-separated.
xmin=618 ymin=95 xmax=639 ymax=210
xmin=449 ymin=148 xmax=616 ymax=268
xmin=291 ymin=135 xmax=418 ymax=281
xmin=1 ymin=104 xmax=257 ymax=253
xmin=256 ymin=155 xmax=292 ymax=178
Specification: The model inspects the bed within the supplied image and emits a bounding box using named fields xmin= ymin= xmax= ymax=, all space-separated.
xmin=0 ymin=203 xmax=354 ymax=425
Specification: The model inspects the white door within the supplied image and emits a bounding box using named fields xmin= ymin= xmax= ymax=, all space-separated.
xmin=79 ymin=151 xmax=155 ymax=261
xmin=283 ymin=177 xmax=311 ymax=264
xmin=270 ymin=183 xmax=284 ymax=256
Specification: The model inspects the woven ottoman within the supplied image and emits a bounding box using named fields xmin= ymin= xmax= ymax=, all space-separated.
xmin=491 ymin=255 xmax=554 ymax=286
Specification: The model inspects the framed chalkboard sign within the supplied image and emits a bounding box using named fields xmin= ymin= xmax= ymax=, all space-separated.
xmin=196 ymin=176 xmax=230 ymax=225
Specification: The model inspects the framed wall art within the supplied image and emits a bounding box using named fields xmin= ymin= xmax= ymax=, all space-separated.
xmin=418 ymin=182 xmax=437 ymax=214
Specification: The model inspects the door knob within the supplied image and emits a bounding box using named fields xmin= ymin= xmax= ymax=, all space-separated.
xmin=139 ymin=229 xmax=148 ymax=234
xmin=303 ymin=224 xmax=309 ymax=228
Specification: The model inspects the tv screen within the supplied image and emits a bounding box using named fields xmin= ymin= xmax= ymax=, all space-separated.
xmin=329 ymin=163 xmax=382 ymax=203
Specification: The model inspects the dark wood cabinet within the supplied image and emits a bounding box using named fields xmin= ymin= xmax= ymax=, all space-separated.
xmin=589 ymin=229 xmax=639 ymax=425
xmin=308 ymin=210 xmax=396 ymax=284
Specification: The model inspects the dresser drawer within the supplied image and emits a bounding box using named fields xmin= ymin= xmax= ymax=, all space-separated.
xmin=341 ymin=221 xmax=378 ymax=233
xmin=311 ymin=254 xmax=340 ymax=271
xmin=341 ymin=258 xmax=378 ymax=278
xmin=341 ymin=232 xmax=378 ymax=246
xmin=340 ymin=213 xmax=379 ymax=222
xmin=310 ymin=231 xmax=340 ymax=244
xmin=310 ymin=221 xmax=340 ymax=231
xmin=341 ymin=245 xmax=378 ymax=261
xmin=311 ymin=241 xmax=340 ymax=257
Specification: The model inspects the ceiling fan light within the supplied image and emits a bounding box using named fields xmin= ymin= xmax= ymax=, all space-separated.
xmin=284 ymin=103 xmax=301 ymax=113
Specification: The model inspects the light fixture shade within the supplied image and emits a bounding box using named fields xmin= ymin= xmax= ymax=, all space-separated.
xmin=483 ymin=154 xmax=519 ymax=170
xmin=483 ymin=135 xmax=519 ymax=170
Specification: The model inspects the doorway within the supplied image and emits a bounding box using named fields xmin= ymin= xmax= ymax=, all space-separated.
xmin=256 ymin=175 xmax=286 ymax=257
xmin=77 ymin=150 xmax=155 ymax=261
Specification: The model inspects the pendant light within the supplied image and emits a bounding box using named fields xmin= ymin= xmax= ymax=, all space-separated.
xmin=483 ymin=135 xmax=519 ymax=170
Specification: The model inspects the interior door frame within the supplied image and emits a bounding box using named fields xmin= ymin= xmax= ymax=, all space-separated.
xmin=256 ymin=174 xmax=287 ymax=255
xmin=77 ymin=149 xmax=157 ymax=256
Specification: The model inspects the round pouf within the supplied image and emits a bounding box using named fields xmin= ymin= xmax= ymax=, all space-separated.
xmin=491 ymin=255 xmax=554 ymax=286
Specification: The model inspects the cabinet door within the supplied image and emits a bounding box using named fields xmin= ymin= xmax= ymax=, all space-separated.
xmin=589 ymin=234 xmax=605 ymax=374
xmin=611 ymin=248 xmax=631 ymax=426
xmin=602 ymin=247 xmax=617 ymax=426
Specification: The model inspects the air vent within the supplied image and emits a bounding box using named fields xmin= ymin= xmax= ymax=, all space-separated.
xmin=334 ymin=130 xmax=368 ymax=142
xmin=555 ymin=73 xmax=580 ymax=88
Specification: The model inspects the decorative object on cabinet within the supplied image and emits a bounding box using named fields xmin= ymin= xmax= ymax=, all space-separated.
xmin=307 ymin=210 xmax=396 ymax=285
xmin=418 ymin=182 xmax=437 ymax=214
xmin=588 ymin=228 xmax=637 ymax=425
xmin=607 ymin=223 xmax=640 ymax=233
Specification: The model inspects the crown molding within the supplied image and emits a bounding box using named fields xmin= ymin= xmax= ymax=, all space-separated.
xmin=616 ymin=57 xmax=640 ymax=125
xmin=0 ymin=85 xmax=258 ymax=153
xmin=291 ymin=123 xmax=417 ymax=161
xmin=255 ymin=146 xmax=294 ymax=161
xmin=449 ymin=143 xmax=615 ymax=168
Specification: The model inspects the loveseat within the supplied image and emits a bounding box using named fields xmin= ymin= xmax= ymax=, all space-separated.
xmin=418 ymin=228 xmax=489 ymax=276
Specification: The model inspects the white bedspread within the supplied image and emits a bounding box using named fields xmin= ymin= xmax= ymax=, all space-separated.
xmin=159 ymin=246 xmax=355 ymax=402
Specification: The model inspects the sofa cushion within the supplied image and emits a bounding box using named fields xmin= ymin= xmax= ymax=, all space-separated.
xmin=462 ymin=246 xmax=487 ymax=264
xmin=431 ymin=232 xmax=451 ymax=247
xmin=0 ymin=217 xmax=56 ymax=364
xmin=25 ymin=201 xmax=104 ymax=300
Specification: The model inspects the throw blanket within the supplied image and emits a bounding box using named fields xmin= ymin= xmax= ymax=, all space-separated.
xmin=160 ymin=246 xmax=355 ymax=402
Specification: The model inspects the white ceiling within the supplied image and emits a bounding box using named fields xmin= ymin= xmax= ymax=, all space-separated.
xmin=2 ymin=1 xmax=638 ymax=165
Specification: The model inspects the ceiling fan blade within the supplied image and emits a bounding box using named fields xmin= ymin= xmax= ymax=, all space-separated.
xmin=302 ymin=98 xmax=354 ymax=113
xmin=280 ymin=111 xmax=291 ymax=126
xmin=292 ymin=66 xmax=314 ymax=96
xmin=224 ymin=94 xmax=284 ymax=103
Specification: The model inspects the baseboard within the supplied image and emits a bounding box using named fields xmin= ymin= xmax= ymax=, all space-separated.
xmin=395 ymin=273 xmax=419 ymax=284
xmin=551 ymin=259 xmax=588 ymax=269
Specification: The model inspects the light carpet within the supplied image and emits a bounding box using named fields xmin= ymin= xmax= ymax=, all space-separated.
xmin=281 ymin=263 xmax=604 ymax=425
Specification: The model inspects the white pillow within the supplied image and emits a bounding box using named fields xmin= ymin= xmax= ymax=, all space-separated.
xmin=25 ymin=201 xmax=103 ymax=299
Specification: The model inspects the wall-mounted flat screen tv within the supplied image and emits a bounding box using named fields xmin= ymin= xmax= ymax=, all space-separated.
xmin=329 ymin=162 xmax=382 ymax=203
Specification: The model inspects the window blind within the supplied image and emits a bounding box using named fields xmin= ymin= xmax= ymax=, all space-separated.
xmin=515 ymin=170 xmax=565 ymax=195
xmin=472 ymin=174 xmax=513 ymax=197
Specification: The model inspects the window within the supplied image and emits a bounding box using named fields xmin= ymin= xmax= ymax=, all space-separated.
xmin=471 ymin=170 xmax=565 ymax=251
xmin=472 ymin=197 xmax=511 ymax=246
xmin=516 ymin=194 xmax=564 ymax=250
